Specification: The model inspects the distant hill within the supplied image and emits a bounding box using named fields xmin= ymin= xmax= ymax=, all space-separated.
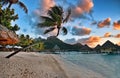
xmin=35 ymin=37 xmax=120 ymax=53
xmin=38 ymin=36 xmax=83 ymax=51
xmin=93 ymin=40 xmax=120 ymax=53
xmin=94 ymin=44 xmax=101 ymax=50
xmin=81 ymin=44 xmax=93 ymax=52
xmin=101 ymin=40 xmax=115 ymax=48
xmin=43 ymin=36 xmax=73 ymax=51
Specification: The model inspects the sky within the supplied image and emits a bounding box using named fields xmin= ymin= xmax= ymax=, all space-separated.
xmin=10 ymin=0 xmax=120 ymax=48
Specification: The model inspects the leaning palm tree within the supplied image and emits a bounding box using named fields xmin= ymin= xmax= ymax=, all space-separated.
xmin=5 ymin=6 xmax=71 ymax=59
xmin=1 ymin=0 xmax=28 ymax=13
xmin=38 ymin=5 xmax=71 ymax=36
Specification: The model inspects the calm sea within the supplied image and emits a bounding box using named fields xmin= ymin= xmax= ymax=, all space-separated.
xmin=59 ymin=52 xmax=120 ymax=78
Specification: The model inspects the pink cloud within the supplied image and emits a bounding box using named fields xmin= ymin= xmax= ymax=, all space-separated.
xmin=113 ymin=21 xmax=120 ymax=30
xmin=42 ymin=0 xmax=55 ymax=10
xmin=117 ymin=42 xmax=120 ymax=46
xmin=115 ymin=34 xmax=120 ymax=38
xmin=98 ymin=18 xmax=111 ymax=28
xmin=72 ymin=26 xmax=91 ymax=36
xmin=85 ymin=36 xmax=101 ymax=48
xmin=72 ymin=0 xmax=94 ymax=17
xmin=104 ymin=32 xmax=111 ymax=37
xmin=34 ymin=0 xmax=55 ymax=16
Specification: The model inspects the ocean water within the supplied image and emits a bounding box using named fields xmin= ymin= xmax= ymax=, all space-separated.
xmin=59 ymin=52 xmax=120 ymax=78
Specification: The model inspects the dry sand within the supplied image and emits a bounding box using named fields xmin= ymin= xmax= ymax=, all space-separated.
xmin=0 ymin=52 xmax=106 ymax=78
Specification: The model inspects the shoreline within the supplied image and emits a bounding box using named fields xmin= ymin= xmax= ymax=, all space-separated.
xmin=0 ymin=52 xmax=106 ymax=78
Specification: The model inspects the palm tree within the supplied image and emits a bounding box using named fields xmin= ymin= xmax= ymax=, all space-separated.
xmin=11 ymin=24 xmax=20 ymax=32
xmin=5 ymin=6 xmax=71 ymax=59
xmin=1 ymin=0 xmax=28 ymax=13
xmin=38 ymin=6 xmax=71 ymax=36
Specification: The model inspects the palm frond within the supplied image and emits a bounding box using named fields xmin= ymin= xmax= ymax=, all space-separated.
xmin=1 ymin=0 xmax=9 ymax=6
xmin=47 ymin=10 xmax=58 ymax=20
xmin=57 ymin=6 xmax=63 ymax=16
xmin=63 ymin=8 xmax=71 ymax=23
xmin=44 ymin=27 xmax=56 ymax=34
xmin=62 ymin=27 xmax=67 ymax=35
xmin=38 ymin=21 xmax=56 ymax=27
xmin=17 ymin=1 xmax=28 ymax=13
xmin=50 ymin=6 xmax=63 ymax=16
xmin=40 ymin=16 xmax=55 ymax=22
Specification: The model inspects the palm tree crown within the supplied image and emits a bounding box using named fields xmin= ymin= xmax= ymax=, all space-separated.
xmin=1 ymin=0 xmax=28 ymax=13
xmin=38 ymin=6 xmax=71 ymax=36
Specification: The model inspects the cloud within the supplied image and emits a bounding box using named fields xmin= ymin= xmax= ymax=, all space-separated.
xmin=34 ymin=0 xmax=55 ymax=16
xmin=113 ymin=20 xmax=120 ymax=30
xmin=77 ymin=36 xmax=101 ymax=48
xmin=64 ymin=38 xmax=76 ymax=44
xmin=90 ymin=21 xmax=97 ymax=25
xmin=115 ymin=33 xmax=120 ymax=38
xmin=117 ymin=42 xmax=120 ymax=46
xmin=71 ymin=26 xmax=91 ymax=36
xmin=34 ymin=0 xmax=93 ymax=18
xmin=72 ymin=0 xmax=94 ymax=18
xmin=77 ymin=38 xmax=89 ymax=45
xmin=104 ymin=32 xmax=111 ymax=37
xmin=31 ymin=0 xmax=94 ymax=37
xmin=42 ymin=0 xmax=55 ymax=10
xmin=97 ymin=18 xmax=111 ymax=28
xmin=85 ymin=36 xmax=102 ymax=48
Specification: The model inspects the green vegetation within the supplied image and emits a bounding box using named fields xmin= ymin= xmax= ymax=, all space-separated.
xmin=1 ymin=0 xmax=28 ymax=13
xmin=5 ymin=5 xmax=71 ymax=58
xmin=38 ymin=6 xmax=71 ymax=36
xmin=16 ymin=34 xmax=33 ymax=47
xmin=0 ymin=4 xmax=20 ymax=31
xmin=16 ymin=34 xmax=45 ymax=51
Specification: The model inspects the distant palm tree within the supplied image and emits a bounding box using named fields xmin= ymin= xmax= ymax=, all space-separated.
xmin=11 ymin=24 xmax=20 ymax=32
xmin=38 ymin=6 xmax=71 ymax=36
xmin=1 ymin=0 xmax=28 ymax=13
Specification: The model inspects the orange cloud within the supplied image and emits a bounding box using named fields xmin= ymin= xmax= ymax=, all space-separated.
xmin=117 ymin=42 xmax=120 ymax=46
xmin=113 ymin=21 xmax=120 ymax=30
xmin=82 ymin=27 xmax=91 ymax=35
xmin=72 ymin=0 xmax=94 ymax=17
xmin=72 ymin=26 xmax=91 ymax=36
xmin=80 ymin=0 xmax=94 ymax=13
xmin=85 ymin=36 xmax=101 ymax=48
xmin=115 ymin=34 xmax=120 ymax=38
xmin=42 ymin=0 xmax=55 ymax=10
xmin=98 ymin=18 xmax=111 ymax=28
xmin=104 ymin=32 xmax=111 ymax=37
xmin=34 ymin=0 xmax=55 ymax=16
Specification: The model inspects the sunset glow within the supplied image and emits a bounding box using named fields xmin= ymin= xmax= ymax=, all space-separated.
xmin=10 ymin=0 xmax=120 ymax=48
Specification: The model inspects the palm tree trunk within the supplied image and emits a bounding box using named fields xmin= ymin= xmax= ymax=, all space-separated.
xmin=56 ymin=27 xmax=60 ymax=36
xmin=5 ymin=42 xmax=40 ymax=58
xmin=5 ymin=49 xmax=22 ymax=58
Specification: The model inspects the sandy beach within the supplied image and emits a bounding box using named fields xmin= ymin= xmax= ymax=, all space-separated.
xmin=0 ymin=52 xmax=106 ymax=78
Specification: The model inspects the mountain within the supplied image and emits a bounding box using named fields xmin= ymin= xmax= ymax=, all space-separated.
xmin=64 ymin=38 xmax=76 ymax=44
xmin=37 ymin=36 xmax=83 ymax=51
xmin=93 ymin=44 xmax=102 ymax=53
xmin=35 ymin=37 xmax=120 ymax=53
xmin=101 ymin=40 xmax=115 ymax=48
xmin=94 ymin=44 xmax=101 ymax=50
xmin=43 ymin=36 xmax=73 ymax=51
xmin=92 ymin=40 xmax=120 ymax=53
xmin=81 ymin=44 xmax=93 ymax=51
xmin=115 ymin=44 xmax=120 ymax=51
xmin=71 ymin=43 xmax=83 ymax=51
